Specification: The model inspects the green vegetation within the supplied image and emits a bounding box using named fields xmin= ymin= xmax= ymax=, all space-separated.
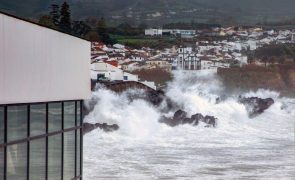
xmin=2 ymin=0 xmax=295 ymax=26
xmin=250 ymin=44 xmax=295 ymax=64
xmin=110 ymin=34 xmax=179 ymax=49
xmin=218 ymin=65 xmax=295 ymax=97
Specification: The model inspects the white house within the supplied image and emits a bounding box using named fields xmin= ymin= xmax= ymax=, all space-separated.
xmin=145 ymin=28 xmax=163 ymax=36
xmin=91 ymin=62 xmax=138 ymax=82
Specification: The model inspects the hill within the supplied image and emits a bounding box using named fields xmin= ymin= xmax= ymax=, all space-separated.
xmin=1 ymin=0 xmax=295 ymax=26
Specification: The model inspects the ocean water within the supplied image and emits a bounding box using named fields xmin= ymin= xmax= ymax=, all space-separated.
xmin=84 ymin=71 xmax=295 ymax=179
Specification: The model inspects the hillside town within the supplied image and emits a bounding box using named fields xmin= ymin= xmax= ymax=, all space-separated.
xmin=91 ymin=26 xmax=295 ymax=89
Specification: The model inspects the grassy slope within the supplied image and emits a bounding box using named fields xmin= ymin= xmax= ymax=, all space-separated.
xmin=217 ymin=65 xmax=295 ymax=97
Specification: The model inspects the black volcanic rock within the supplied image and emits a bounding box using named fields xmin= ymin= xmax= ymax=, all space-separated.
xmin=191 ymin=113 xmax=204 ymax=126
xmin=146 ymin=89 xmax=165 ymax=106
xmin=82 ymin=123 xmax=98 ymax=135
xmin=82 ymin=122 xmax=119 ymax=135
xmin=96 ymin=123 xmax=119 ymax=132
xmin=202 ymin=116 xmax=217 ymax=127
xmin=239 ymin=97 xmax=274 ymax=118
xmin=173 ymin=109 xmax=187 ymax=121
xmin=159 ymin=110 xmax=217 ymax=128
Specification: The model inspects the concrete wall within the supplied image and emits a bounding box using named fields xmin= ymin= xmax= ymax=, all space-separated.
xmin=0 ymin=13 xmax=91 ymax=104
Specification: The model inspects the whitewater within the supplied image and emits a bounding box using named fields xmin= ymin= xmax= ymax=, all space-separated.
xmin=84 ymin=71 xmax=295 ymax=179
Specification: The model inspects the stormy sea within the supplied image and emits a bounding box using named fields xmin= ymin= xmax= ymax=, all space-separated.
xmin=83 ymin=71 xmax=295 ymax=179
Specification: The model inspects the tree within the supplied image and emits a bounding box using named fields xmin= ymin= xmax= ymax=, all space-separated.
xmin=95 ymin=17 xmax=117 ymax=45
xmin=49 ymin=4 xmax=60 ymax=26
xmin=59 ymin=2 xmax=72 ymax=33
xmin=72 ymin=21 xmax=91 ymax=38
xmin=39 ymin=15 xmax=57 ymax=29
xmin=97 ymin=17 xmax=107 ymax=34
xmin=85 ymin=31 xmax=100 ymax=42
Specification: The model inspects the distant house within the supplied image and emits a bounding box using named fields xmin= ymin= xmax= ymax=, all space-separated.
xmin=146 ymin=59 xmax=172 ymax=72
xmin=121 ymin=61 xmax=139 ymax=72
xmin=145 ymin=28 xmax=163 ymax=36
xmin=91 ymin=62 xmax=138 ymax=82
xmin=145 ymin=28 xmax=196 ymax=38
xmin=177 ymin=46 xmax=200 ymax=70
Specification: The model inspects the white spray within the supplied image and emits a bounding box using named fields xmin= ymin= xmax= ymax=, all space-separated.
xmin=84 ymin=71 xmax=295 ymax=179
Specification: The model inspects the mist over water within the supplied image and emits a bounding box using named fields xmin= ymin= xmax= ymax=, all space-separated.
xmin=84 ymin=71 xmax=295 ymax=179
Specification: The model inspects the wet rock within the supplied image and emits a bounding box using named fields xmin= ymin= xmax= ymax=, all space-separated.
xmin=146 ymin=90 xmax=165 ymax=106
xmin=173 ymin=109 xmax=187 ymax=121
xmin=82 ymin=122 xmax=119 ymax=135
xmin=82 ymin=123 xmax=97 ymax=135
xmin=96 ymin=123 xmax=119 ymax=132
xmin=159 ymin=110 xmax=217 ymax=128
xmin=201 ymin=115 xmax=217 ymax=127
xmin=191 ymin=113 xmax=204 ymax=126
xmin=239 ymin=97 xmax=274 ymax=118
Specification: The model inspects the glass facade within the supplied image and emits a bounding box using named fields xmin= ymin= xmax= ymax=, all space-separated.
xmin=7 ymin=105 xmax=28 ymax=142
xmin=0 ymin=100 xmax=83 ymax=180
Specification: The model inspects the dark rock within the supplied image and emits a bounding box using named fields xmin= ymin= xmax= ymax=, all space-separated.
xmin=146 ymin=90 xmax=165 ymax=106
xmin=96 ymin=123 xmax=119 ymax=132
xmin=191 ymin=113 xmax=204 ymax=126
xmin=82 ymin=123 xmax=97 ymax=135
xmin=173 ymin=109 xmax=187 ymax=121
xmin=82 ymin=122 xmax=119 ymax=135
xmin=159 ymin=110 xmax=217 ymax=128
xmin=201 ymin=116 xmax=217 ymax=127
xmin=239 ymin=97 xmax=274 ymax=118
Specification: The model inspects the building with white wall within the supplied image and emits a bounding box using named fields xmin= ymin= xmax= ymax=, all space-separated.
xmin=145 ymin=28 xmax=163 ymax=36
xmin=91 ymin=62 xmax=139 ymax=82
xmin=0 ymin=12 xmax=91 ymax=180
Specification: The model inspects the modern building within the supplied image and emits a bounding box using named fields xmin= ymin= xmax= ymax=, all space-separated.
xmin=145 ymin=28 xmax=196 ymax=38
xmin=0 ymin=12 xmax=91 ymax=180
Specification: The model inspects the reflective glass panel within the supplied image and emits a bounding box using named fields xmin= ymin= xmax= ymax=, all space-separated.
xmin=30 ymin=138 xmax=46 ymax=180
xmin=0 ymin=148 xmax=3 ymax=180
xmin=48 ymin=134 xmax=62 ymax=180
xmin=7 ymin=142 xmax=27 ymax=180
xmin=7 ymin=105 xmax=27 ymax=142
xmin=64 ymin=131 xmax=75 ymax=180
xmin=76 ymin=129 xmax=81 ymax=176
xmin=0 ymin=107 xmax=4 ymax=143
xmin=64 ymin=102 xmax=75 ymax=129
xmin=77 ymin=101 xmax=81 ymax=126
xmin=30 ymin=104 xmax=46 ymax=136
xmin=48 ymin=103 xmax=62 ymax=132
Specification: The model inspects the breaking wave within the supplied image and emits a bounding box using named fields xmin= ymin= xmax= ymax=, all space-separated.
xmin=84 ymin=70 xmax=295 ymax=179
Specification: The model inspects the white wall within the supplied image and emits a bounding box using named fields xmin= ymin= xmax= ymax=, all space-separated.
xmin=123 ymin=72 xmax=138 ymax=81
xmin=0 ymin=13 xmax=91 ymax=104
xmin=91 ymin=62 xmax=123 ymax=81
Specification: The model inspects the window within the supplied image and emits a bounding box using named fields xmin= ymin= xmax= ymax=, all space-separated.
xmin=7 ymin=142 xmax=27 ymax=180
xmin=124 ymin=76 xmax=128 ymax=81
xmin=76 ymin=129 xmax=81 ymax=177
xmin=48 ymin=134 xmax=62 ymax=180
xmin=30 ymin=104 xmax=46 ymax=136
xmin=7 ymin=105 xmax=27 ymax=142
xmin=77 ymin=101 xmax=81 ymax=126
xmin=0 ymin=107 xmax=4 ymax=144
xmin=30 ymin=138 xmax=46 ymax=180
xmin=0 ymin=148 xmax=3 ymax=180
xmin=64 ymin=131 xmax=75 ymax=180
xmin=48 ymin=103 xmax=62 ymax=132
xmin=64 ymin=102 xmax=75 ymax=129
xmin=0 ymin=100 xmax=83 ymax=180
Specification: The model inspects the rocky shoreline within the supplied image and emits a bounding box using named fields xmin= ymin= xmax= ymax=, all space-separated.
xmin=82 ymin=88 xmax=275 ymax=134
